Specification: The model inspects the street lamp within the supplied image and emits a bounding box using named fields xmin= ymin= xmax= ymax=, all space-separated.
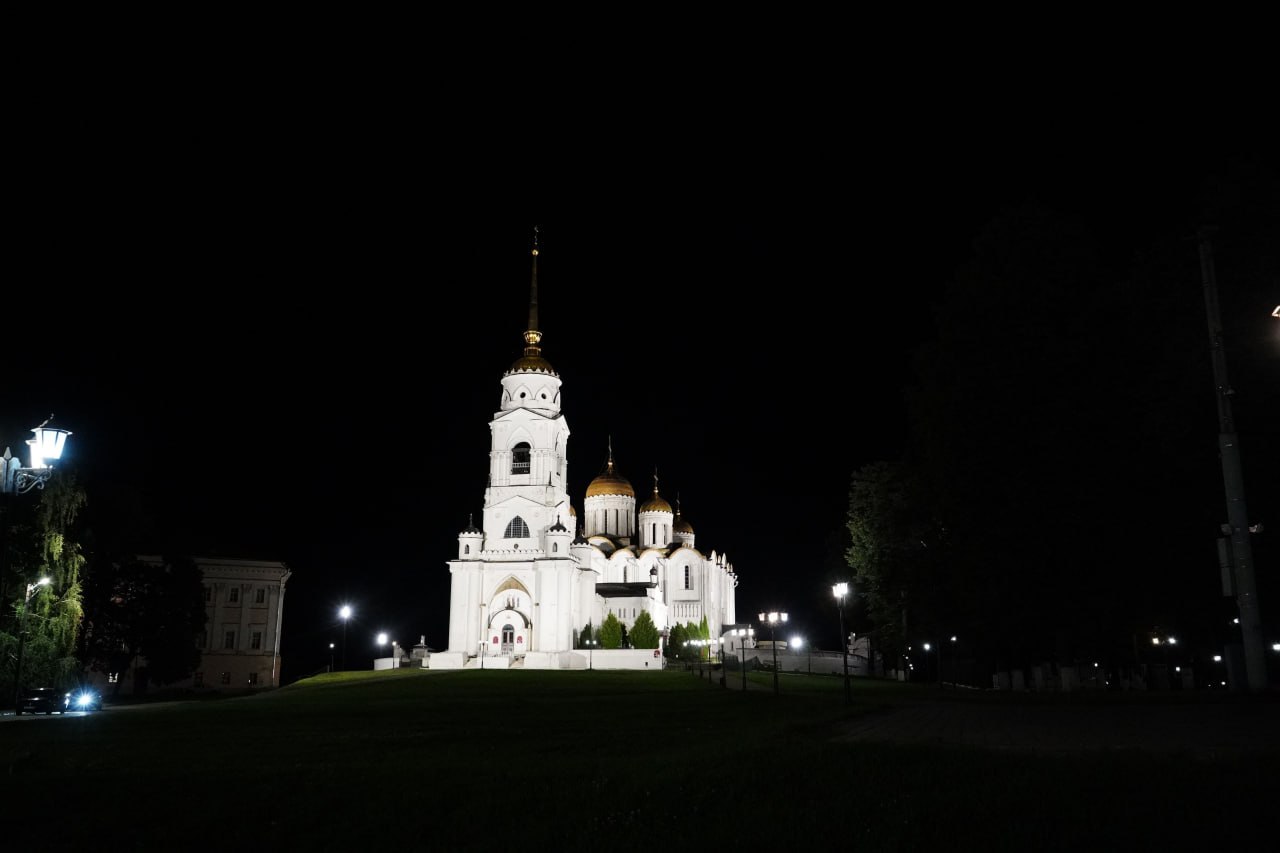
xmin=832 ymin=583 xmax=852 ymax=705
xmin=478 ymin=639 xmax=486 ymax=669
xmin=339 ymin=605 xmax=352 ymax=671
xmin=792 ymin=636 xmax=808 ymax=674
xmin=377 ymin=632 xmax=388 ymax=670
xmin=1 ymin=418 xmax=72 ymax=495
xmin=757 ymin=611 xmax=788 ymax=695
xmin=950 ymin=635 xmax=958 ymax=687
xmin=586 ymin=638 xmax=596 ymax=670
xmin=923 ymin=642 xmax=933 ymax=685
xmin=11 ymin=577 xmax=51 ymax=713
xmin=734 ymin=627 xmax=753 ymax=691
xmin=328 ymin=642 xmax=335 ymax=672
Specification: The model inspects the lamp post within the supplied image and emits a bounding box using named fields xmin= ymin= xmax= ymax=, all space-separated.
xmin=3 ymin=419 xmax=70 ymax=713
xmin=832 ymin=582 xmax=852 ymax=705
xmin=735 ymin=627 xmax=753 ymax=691
xmin=11 ymin=577 xmax=51 ymax=713
xmin=792 ymin=636 xmax=808 ymax=674
xmin=923 ymin=642 xmax=933 ymax=685
xmin=479 ymin=639 xmax=486 ymax=669
xmin=950 ymin=635 xmax=958 ymax=688
xmin=339 ymin=605 xmax=352 ymax=671
xmin=328 ymin=643 xmax=335 ymax=673
xmin=1 ymin=418 xmax=72 ymax=496
xmin=757 ymin=611 xmax=788 ymax=695
xmin=587 ymin=638 xmax=596 ymax=670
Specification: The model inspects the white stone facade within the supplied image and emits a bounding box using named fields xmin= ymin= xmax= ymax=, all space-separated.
xmin=439 ymin=251 xmax=737 ymax=670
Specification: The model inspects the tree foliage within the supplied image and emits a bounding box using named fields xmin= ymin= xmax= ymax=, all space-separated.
xmin=629 ymin=611 xmax=659 ymax=648
xmin=599 ymin=613 xmax=623 ymax=649
xmin=79 ymin=555 xmax=207 ymax=690
xmin=575 ymin=621 xmax=594 ymax=649
xmin=1 ymin=473 xmax=87 ymax=699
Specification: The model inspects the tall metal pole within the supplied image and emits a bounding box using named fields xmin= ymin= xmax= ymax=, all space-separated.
xmin=838 ymin=597 xmax=851 ymax=705
xmin=771 ymin=626 xmax=779 ymax=695
xmin=1198 ymin=229 xmax=1267 ymax=690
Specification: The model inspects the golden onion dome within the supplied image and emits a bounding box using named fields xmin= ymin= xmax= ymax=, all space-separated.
xmin=586 ymin=453 xmax=634 ymax=498
xmin=640 ymin=491 xmax=672 ymax=514
xmin=673 ymin=515 xmax=694 ymax=534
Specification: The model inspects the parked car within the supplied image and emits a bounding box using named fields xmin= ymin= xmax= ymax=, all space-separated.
xmin=18 ymin=687 xmax=63 ymax=715
xmin=64 ymin=687 xmax=103 ymax=712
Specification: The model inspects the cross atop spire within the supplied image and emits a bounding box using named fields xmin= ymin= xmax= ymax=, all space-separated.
xmin=653 ymin=466 xmax=660 ymax=496
xmin=606 ymin=435 xmax=615 ymax=473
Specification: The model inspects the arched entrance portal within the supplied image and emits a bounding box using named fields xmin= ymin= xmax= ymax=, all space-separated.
xmin=501 ymin=624 xmax=515 ymax=654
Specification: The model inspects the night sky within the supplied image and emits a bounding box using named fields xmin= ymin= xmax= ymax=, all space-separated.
xmin=5 ymin=139 xmax=1276 ymax=682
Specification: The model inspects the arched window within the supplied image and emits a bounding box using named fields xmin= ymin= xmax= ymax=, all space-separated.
xmin=504 ymin=516 xmax=530 ymax=539
xmin=464 ymin=545 xmax=470 ymax=555
xmin=511 ymin=442 xmax=531 ymax=474
xmin=552 ymin=543 xmax=558 ymax=553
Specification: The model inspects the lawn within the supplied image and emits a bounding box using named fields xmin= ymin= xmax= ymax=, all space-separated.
xmin=1 ymin=669 xmax=1273 ymax=851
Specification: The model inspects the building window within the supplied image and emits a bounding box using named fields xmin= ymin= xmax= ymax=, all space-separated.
xmin=193 ymin=672 xmax=203 ymax=687
xmin=248 ymin=672 xmax=259 ymax=686
xmin=220 ymin=672 xmax=231 ymax=685
xmin=684 ymin=566 xmax=691 ymax=590
xmin=255 ymin=588 xmax=266 ymax=604
xmin=204 ymin=586 xmax=212 ymax=603
xmin=652 ymin=523 xmax=656 ymax=542
xmin=224 ymin=630 xmax=236 ymax=649
xmin=229 ymin=588 xmax=239 ymax=604
xmin=511 ymin=442 xmax=531 ymax=474
xmin=552 ymin=543 xmax=558 ymax=553
xmin=251 ymin=631 xmax=263 ymax=650
xmin=504 ymin=516 xmax=530 ymax=539
xmin=464 ymin=544 xmax=470 ymax=555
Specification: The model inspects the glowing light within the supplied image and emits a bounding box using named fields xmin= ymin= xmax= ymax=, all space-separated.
xmin=1175 ymin=666 xmax=1181 ymax=673
xmin=950 ymin=636 xmax=957 ymax=643
xmin=377 ymin=632 xmax=388 ymax=645
xmin=1272 ymin=305 xmax=1280 ymax=318
xmin=1272 ymin=643 xmax=1280 ymax=652
xmin=340 ymin=605 xmax=352 ymax=620
xmin=923 ymin=643 xmax=931 ymax=651
xmin=832 ymin=582 xmax=849 ymax=598
xmin=1168 ymin=637 xmax=1177 ymax=645
xmin=790 ymin=636 xmax=803 ymax=650
xmin=1213 ymin=655 xmax=1222 ymax=662
xmin=1152 ymin=637 xmax=1160 ymax=645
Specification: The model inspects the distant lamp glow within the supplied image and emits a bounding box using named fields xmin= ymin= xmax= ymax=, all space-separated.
xmin=923 ymin=642 xmax=931 ymax=651
xmin=377 ymin=632 xmax=388 ymax=645
xmin=1233 ymin=618 xmax=1240 ymax=624
xmin=1272 ymin=643 xmax=1280 ymax=652
xmin=1272 ymin=305 xmax=1280 ymax=318
xmin=1167 ymin=637 xmax=1177 ymax=645
xmin=1152 ymin=637 xmax=1161 ymax=645
xmin=790 ymin=636 xmax=803 ymax=650
xmin=36 ymin=577 xmax=51 ymax=588
xmin=1213 ymin=655 xmax=1222 ymax=662
xmin=340 ymin=605 xmax=352 ymax=620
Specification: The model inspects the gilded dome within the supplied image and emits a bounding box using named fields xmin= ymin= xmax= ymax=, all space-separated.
xmin=640 ymin=491 xmax=672 ymax=514
xmin=507 ymin=354 xmax=557 ymax=374
xmin=674 ymin=515 xmax=694 ymax=534
xmin=586 ymin=465 xmax=635 ymax=498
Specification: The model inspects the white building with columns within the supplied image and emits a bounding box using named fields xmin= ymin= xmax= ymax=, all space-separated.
xmin=434 ymin=243 xmax=737 ymax=670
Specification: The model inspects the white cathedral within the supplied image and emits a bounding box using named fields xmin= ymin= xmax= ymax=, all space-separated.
xmin=432 ymin=243 xmax=738 ymax=670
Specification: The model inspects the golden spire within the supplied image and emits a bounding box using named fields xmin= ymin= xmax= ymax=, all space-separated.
xmin=607 ymin=435 xmax=614 ymax=473
xmin=653 ymin=467 xmax=660 ymax=498
xmin=523 ymin=226 xmax=542 ymax=356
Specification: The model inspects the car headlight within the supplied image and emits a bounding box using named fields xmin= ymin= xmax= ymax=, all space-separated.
xmin=75 ymin=692 xmax=96 ymax=708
